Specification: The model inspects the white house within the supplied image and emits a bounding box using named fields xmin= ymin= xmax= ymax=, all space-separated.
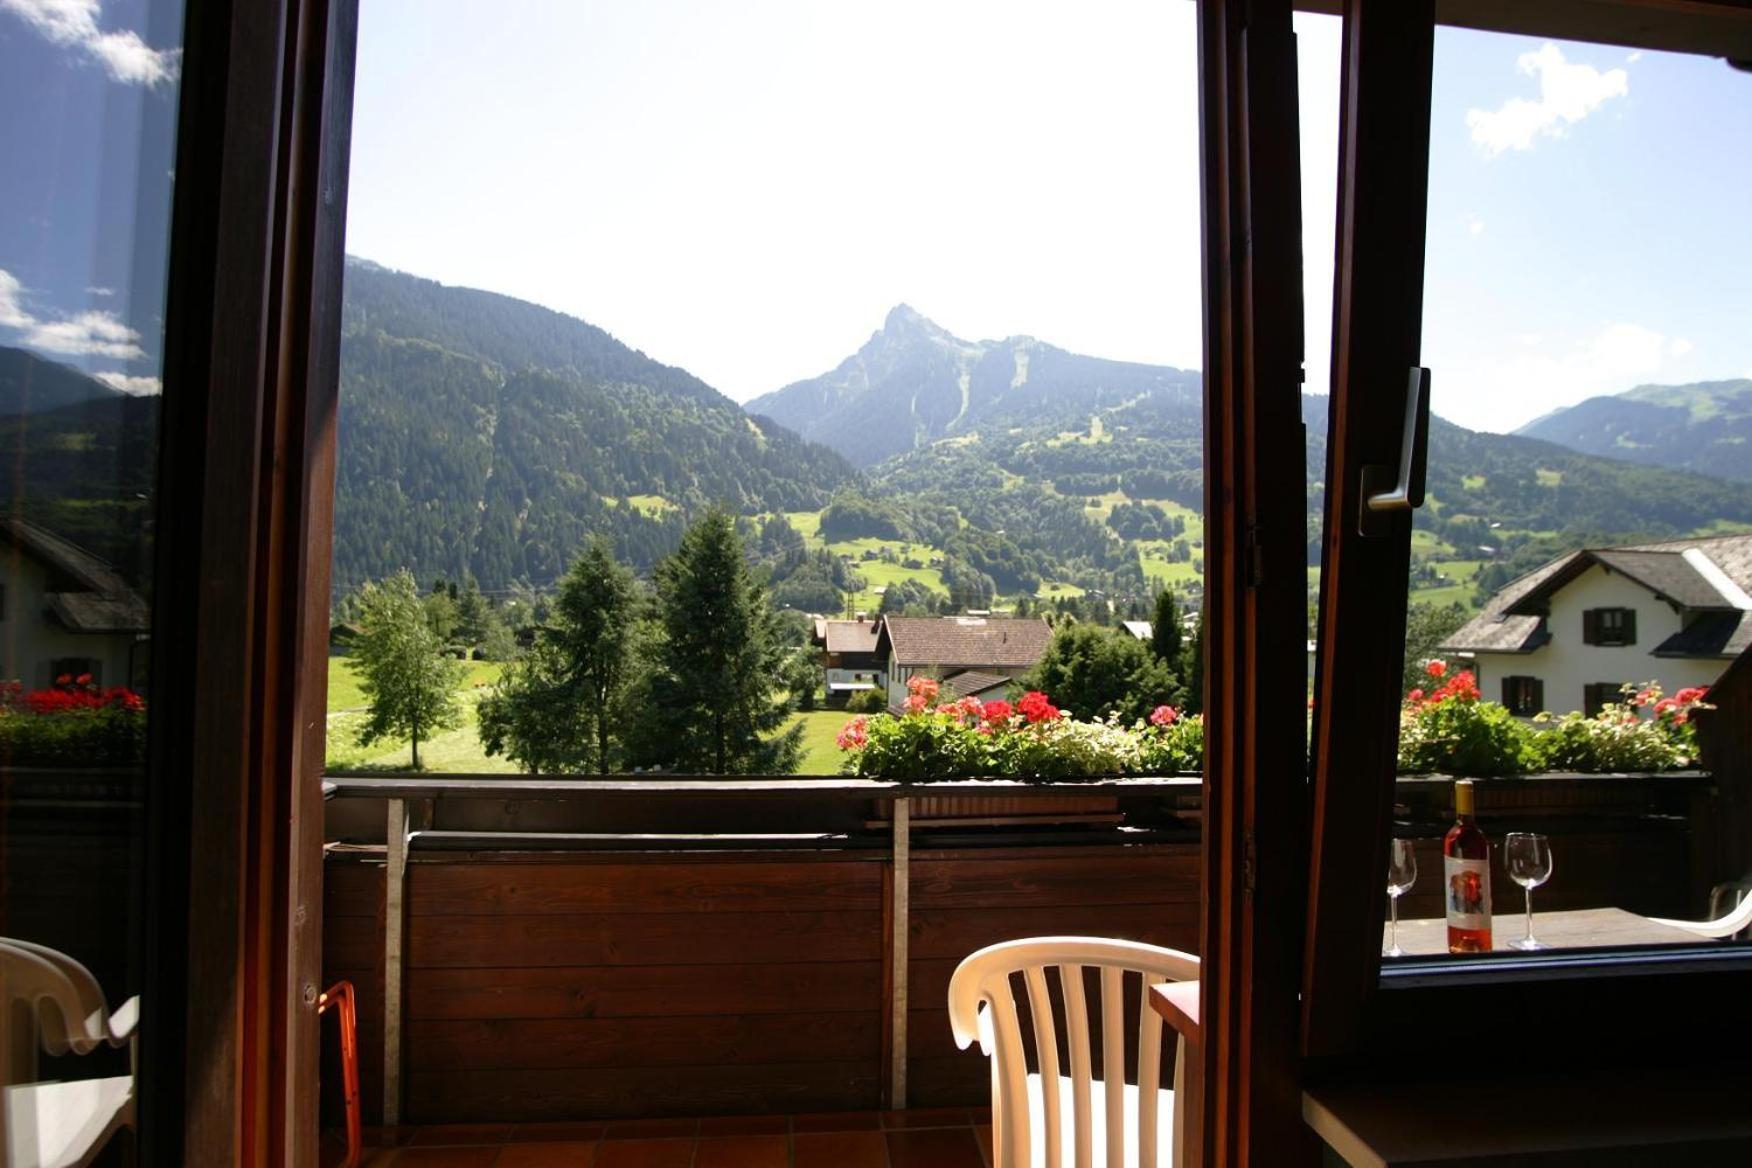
xmin=0 ymin=519 xmax=150 ymax=690
xmin=1441 ymin=533 xmax=1752 ymax=717
xmin=874 ymin=615 xmax=1054 ymax=711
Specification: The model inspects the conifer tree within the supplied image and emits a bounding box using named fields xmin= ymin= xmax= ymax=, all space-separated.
xmin=1150 ymin=589 xmax=1183 ymax=664
xmin=354 ymin=570 xmax=465 ymax=769
xmin=632 ymin=507 xmax=804 ymax=773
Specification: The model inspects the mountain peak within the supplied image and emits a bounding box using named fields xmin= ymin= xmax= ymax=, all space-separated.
xmin=882 ymin=302 xmax=943 ymax=336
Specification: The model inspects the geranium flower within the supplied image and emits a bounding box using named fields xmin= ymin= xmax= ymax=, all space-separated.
xmin=906 ymin=676 xmax=940 ymax=703
xmin=1149 ymin=705 xmax=1179 ymax=727
xmin=1018 ymin=690 xmax=1060 ymax=724
xmin=903 ymin=694 xmax=930 ymax=715
xmin=981 ymin=699 xmax=1013 ymax=725
xmin=1425 ymin=660 xmax=1448 ymax=679
xmin=1407 ymin=688 xmax=1424 ymax=704
xmin=835 ymin=716 xmax=869 ymax=751
xmin=1675 ymin=687 xmax=1709 ymax=705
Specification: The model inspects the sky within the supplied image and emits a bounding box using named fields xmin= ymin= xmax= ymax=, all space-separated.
xmin=3 ymin=1 xmax=1750 ymax=432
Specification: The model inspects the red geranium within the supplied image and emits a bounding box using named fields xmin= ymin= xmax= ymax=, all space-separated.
xmin=1149 ymin=704 xmax=1179 ymax=727
xmin=1017 ymin=690 xmax=1060 ymax=724
xmin=980 ymin=699 xmax=1013 ymax=725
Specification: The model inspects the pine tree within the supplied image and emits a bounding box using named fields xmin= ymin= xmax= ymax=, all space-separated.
xmin=1150 ymin=589 xmax=1183 ymax=664
xmin=1180 ymin=611 xmax=1205 ymax=716
xmin=632 ymin=507 xmax=804 ymax=774
xmin=478 ymin=536 xmax=640 ymax=773
xmin=354 ymin=570 xmax=466 ymax=768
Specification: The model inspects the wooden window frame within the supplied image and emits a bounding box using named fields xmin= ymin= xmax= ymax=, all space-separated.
xmin=1501 ymin=675 xmax=1542 ymax=717
xmin=1300 ymin=0 xmax=1752 ymax=1086
xmin=1585 ymin=605 xmax=1636 ymax=647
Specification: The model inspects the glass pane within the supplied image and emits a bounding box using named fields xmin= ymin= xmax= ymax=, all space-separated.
xmin=0 ymin=0 xmax=185 ymax=1155
xmin=1383 ymin=29 xmax=1752 ymax=962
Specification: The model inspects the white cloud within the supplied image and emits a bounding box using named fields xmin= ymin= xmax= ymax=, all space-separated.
xmin=1461 ymin=213 xmax=1486 ymax=236
xmin=1466 ymin=43 xmax=1628 ymax=156
xmin=93 ymin=371 xmax=160 ymax=395
xmin=1449 ymin=322 xmax=1675 ymax=431
xmin=0 ymin=269 xmax=31 ymax=328
xmin=1668 ymin=337 xmax=1694 ymax=358
xmin=25 ymin=310 xmax=144 ymax=358
xmin=1627 ymin=51 xmax=1643 ymax=63
xmin=0 ymin=0 xmax=180 ymax=86
xmin=84 ymin=285 xmax=114 ymax=297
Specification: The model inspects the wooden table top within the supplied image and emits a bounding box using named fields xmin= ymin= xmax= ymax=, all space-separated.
xmin=1385 ymin=906 xmax=1701 ymax=956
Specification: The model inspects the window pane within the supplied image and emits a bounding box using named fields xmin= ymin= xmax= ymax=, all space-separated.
xmin=1383 ymin=29 xmax=1752 ymax=963
xmin=0 ymin=0 xmax=186 ymax=1146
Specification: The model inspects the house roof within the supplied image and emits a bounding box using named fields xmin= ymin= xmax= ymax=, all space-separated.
xmin=823 ymin=619 xmax=880 ymax=654
xmin=877 ymin=616 xmax=1054 ymax=669
xmin=0 ymin=519 xmax=149 ymax=634
xmin=1443 ymin=533 xmax=1752 ymax=658
xmin=940 ymin=670 xmax=1014 ymax=699
xmin=1121 ymin=620 xmax=1153 ymax=641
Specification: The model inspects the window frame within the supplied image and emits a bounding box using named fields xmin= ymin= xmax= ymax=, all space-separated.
xmin=1299 ymin=0 xmax=1752 ymax=1076
xmin=1584 ymin=606 xmax=1637 ymax=647
xmin=1501 ymin=675 xmax=1542 ymax=717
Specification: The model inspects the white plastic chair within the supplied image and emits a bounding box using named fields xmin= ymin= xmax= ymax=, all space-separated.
xmin=1650 ymin=878 xmax=1752 ymax=940
xmin=0 ymin=941 xmax=136 ymax=1168
xmin=948 ymin=937 xmax=1200 ymax=1168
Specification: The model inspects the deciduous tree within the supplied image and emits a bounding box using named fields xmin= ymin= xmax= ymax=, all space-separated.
xmin=354 ymin=570 xmax=465 ymax=769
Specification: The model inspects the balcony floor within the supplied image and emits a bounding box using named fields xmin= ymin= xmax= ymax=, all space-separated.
xmin=347 ymin=1108 xmax=994 ymax=1168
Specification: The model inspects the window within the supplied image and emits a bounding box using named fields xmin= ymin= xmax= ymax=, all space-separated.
xmin=49 ymin=657 xmax=101 ymax=686
xmin=1583 ymin=682 xmax=1624 ymax=718
xmin=1501 ymin=675 xmax=1542 ymax=716
xmin=1582 ymin=607 xmax=1636 ymax=647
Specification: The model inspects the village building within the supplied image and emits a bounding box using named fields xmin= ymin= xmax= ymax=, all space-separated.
xmin=874 ymin=615 xmax=1054 ymax=711
xmin=1442 ymin=533 xmax=1752 ymax=717
xmin=0 ymin=519 xmax=151 ymax=690
xmin=810 ymin=616 xmax=885 ymax=706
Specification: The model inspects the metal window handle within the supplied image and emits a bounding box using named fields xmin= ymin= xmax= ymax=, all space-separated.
xmin=1359 ymin=366 xmax=1430 ymax=537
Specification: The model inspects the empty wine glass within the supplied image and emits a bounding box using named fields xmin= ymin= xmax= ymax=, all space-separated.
xmin=1385 ymin=839 xmax=1417 ymax=958
xmin=1505 ymin=832 xmax=1553 ymax=951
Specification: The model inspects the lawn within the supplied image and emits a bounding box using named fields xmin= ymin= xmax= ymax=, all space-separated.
xmin=786 ymin=708 xmax=854 ymax=776
xmin=325 ymin=656 xmax=512 ymax=772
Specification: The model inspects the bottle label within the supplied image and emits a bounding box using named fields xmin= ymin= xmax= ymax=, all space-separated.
xmin=1443 ymin=855 xmax=1492 ymax=930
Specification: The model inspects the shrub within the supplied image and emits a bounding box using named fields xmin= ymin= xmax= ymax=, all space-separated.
xmin=1531 ymin=683 xmax=1710 ymax=773
xmin=0 ymin=677 xmax=147 ymax=767
xmin=844 ymin=688 xmax=887 ymax=714
xmin=1395 ymin=662 xmax=1538 ymax=776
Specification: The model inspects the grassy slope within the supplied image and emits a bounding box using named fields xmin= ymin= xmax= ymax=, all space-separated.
xmin=326 ymin=657 xmax=512 ymax=772
xmin=786 ymin=708 xmax=852 ymax=776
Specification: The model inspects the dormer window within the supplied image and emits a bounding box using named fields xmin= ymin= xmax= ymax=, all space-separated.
xmin=1582 ymin=606 xmax=1636 ymax=647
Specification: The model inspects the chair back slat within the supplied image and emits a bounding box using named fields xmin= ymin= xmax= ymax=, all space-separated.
xmin=1062 ymin=964 xmax=1094 ymax=1168
xmin=1136 ymin=975 xmax=1166 ymax=1168
xmin=989 ymin=983 xmax=1033 ymax=1168
xmin=1099 ymin=967 xmax=1126 ymax=1168
xmin=946 ymin=937 xmax=1199 ymax=1168
xmin=1024 ymin=966 xmax=1062 ymax=1163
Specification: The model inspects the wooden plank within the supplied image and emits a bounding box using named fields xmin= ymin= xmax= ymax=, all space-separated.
xmin=909 ymin=905 xmax=1199 ymax=960
xmin=909 ymin=853 xmax=1201 ymax=908
xmin=408 ymin=910 xmax=884 ymax=968
xmin=323 ymin=861 xmax=386 ymax=916
xmin=409 ymin=858 xmax=883 ymax=916
xmin=405 ymin=962 xmax=882 ymax=1020
xmin=327 ymin=775 xmax=1199 ymax=800
xmin=384 ymin=798 xmax=410 ymax=1125
xmin=406 ymin=1062 xmax=882 ymax=1123
xmin=407 ymin=1012 xmax=880 ymax=1070
xmin=890 ymin=796 xmax=910 ymax=1110
xmin=323 ymin=915 xmax=382 ymax=971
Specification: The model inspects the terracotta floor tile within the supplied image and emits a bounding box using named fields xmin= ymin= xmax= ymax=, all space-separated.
xmin=603 ymin=1118 xmax=699 ymax=1141
xmin=382 ymin=1149 xmax=504 ymax=1168
xmin=694 ymin=1134 xmax=788 ymax=1168
xmin=409 ymin=1124 xmax=516 ymax=1146
xmin=592 ymin=1137 xmax=696 ymax=1168
xmin=882 ymin=1109 xmax=970 ymax=1130
xmin=885 ymin=1128 xmax=984 ymax=1168
xmin=697 ymin=1115 xmax=790 ymax=1137
xmin=513 ymin=1123 xmax=610 ymax=1144
xmin=793 ymin=1130 xmax=887 ymax=1168
xmin=791 ymin=1111 xmax=882 ymax=1133
xmin=495 ymin=1144 xmax=598 ymax=1168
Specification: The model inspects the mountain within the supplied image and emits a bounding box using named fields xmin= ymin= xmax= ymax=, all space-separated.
xmin=1515 ymin=380 xmax=1752 ymax=484
xmin=746 ymin=305 xmax=1201 ymax=467
xmin=749 ymin=307 xmax=1752 ymax=604
xmin=0 ymin=347 xmax=126 ymax=415
xmin=333 ymin=260 xmax=855 ymax=593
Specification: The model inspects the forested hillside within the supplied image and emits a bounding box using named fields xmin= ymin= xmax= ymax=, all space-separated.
xmin=332 ymin=259 xmax=853 ymax=593
xmin=1515 ymin=379 xmax=1752 ymax=484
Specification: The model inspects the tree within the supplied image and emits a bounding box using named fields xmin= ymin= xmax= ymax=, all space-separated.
xmin=1180 ymin=611 xmax=1204 ymax=716
xmin=1402 ymin=601 xmax=1470 ymax=696
xmin=479 ymin=536 xmax=641 ymax=774
xmin=630 ymin=507 xmax=804 ymax=773
xmin=354 ymin=570 xmax=465 ymax=768
xmin=1150 ymin=589 xmax=1183 ymax=664
xmin=1021 ymin=623 xmax=1182 ymax=722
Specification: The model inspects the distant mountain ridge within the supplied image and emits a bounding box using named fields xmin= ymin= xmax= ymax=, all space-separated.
xmin=1515 ymin=379 xmax=1752 ymax=484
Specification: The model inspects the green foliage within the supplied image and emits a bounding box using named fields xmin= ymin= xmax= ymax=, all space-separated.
xmin=1401 ymin=601 xmax=1469 ymax=695
xmin=1150 ymin=590 xmax=1182 ymax=664
xmin=1022 ymin=624 xmax=1183 ymax=721
xmin=627 ymin=507 xmax=804 ymax=773
xmin=479 ymin=537 xmax=641 ymax=773
xmin=844 ymin=688 xmax=887 ymax=714
xmin=879 ymin=578 xmax=942 ymax=616
xmin=1531 ymin=683 xmax=1708 ymax=773
xmin=1180 ymin=612 xmax=1204 ymax=716
xmin=0 ymin=704 xmax=146 ymax=768
xmin=819 ymin=492 xmax=912 ymax=542
xmin=353 ymin=570 xmax=466 ymax=768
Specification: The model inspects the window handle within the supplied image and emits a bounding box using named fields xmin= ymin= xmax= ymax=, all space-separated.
xmin=1359 ymin=366 xmax=1431 ymax=537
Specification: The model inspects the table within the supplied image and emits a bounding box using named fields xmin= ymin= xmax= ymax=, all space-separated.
xmin=1384 ymin=906 xmax=1701 ymax=955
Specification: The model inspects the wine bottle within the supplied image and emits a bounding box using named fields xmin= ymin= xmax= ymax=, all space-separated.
xmin=1443 ymin=779 xmax=1493 ymax=953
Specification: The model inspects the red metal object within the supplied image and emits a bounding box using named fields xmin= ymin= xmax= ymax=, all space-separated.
xmin=317 ymin=980 xmax=361 ymax=1168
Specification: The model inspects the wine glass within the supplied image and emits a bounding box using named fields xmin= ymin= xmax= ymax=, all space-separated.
xmin=1505 ymin=832 xmax=1553 ymax=951
xmin=1384 ymin=839 xmax=1417 ymax=958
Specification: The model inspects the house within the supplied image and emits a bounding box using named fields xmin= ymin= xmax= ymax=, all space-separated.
xmin=874 ymin=615 xmax=1054 ymax=710
xmin=812 ymin=616 xmax=886 ymax=706
xmin=1441 ymin=533 xmax=1752 ymax=717
xmin=0 ymin=519 xmax=150 ymax=690
xmin=1121 ymin=620 xmax=1154 ymax=641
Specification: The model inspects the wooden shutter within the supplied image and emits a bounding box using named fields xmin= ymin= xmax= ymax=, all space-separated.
xmin=1531 ymin=677 xmax=1545 ymax=714
xmin=1582 ymin=609 xmax=1600 ymax=645
xmin=1622 ymin=608 xmax=1637 ymax=646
